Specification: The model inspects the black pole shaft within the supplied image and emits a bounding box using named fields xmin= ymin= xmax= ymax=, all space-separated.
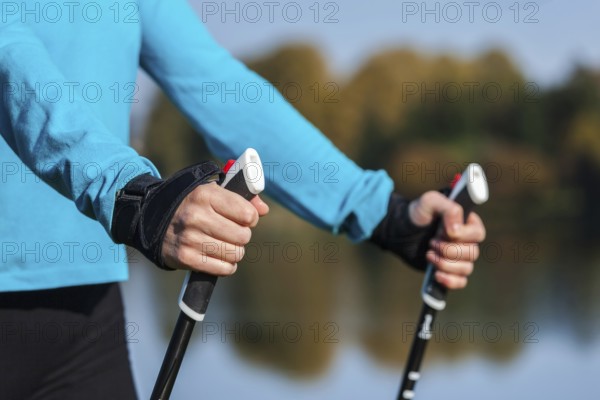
xmin=398 ymin=304 xmax=438 ymax=400
xmin=150 ymin=149 xmax=265 ymax=399
xmin=151 ymin=312 xmax=197 ymax=400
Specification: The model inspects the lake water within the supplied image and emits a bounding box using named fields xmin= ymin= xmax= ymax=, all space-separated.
xmin=122 ymin=238 xmax=600 ymax=400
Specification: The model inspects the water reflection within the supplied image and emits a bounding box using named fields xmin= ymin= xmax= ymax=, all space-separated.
xmin=123 ymin=199 xmax=600 ymax=399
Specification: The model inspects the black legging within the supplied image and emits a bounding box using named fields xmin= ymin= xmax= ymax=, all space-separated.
xmin=0 ymin=283 xmax=137 ymax=400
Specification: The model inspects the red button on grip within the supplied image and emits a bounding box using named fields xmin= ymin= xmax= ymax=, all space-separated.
xmin=450 ymin=173 xmax=462 ymax=189
xmin=223 ymin=159 xmax=236 ymax=173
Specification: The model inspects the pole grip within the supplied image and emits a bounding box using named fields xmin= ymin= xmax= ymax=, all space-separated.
xmin=178 ymin=149 xmax=265 ymax=321
xmin=421 ymin=163 xmax=489 ymax=310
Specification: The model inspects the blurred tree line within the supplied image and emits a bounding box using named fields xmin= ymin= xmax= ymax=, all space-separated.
xmin=143 ymin=44 xmax=600 ymax=236
xmin=138 ymin=45 xmax=600 ymax=377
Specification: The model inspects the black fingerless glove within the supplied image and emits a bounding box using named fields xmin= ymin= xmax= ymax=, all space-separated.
xmin=369 ymin=193 xmax=440 ymax=271
xmin=111 ymin=161 xmax=224 ymax=270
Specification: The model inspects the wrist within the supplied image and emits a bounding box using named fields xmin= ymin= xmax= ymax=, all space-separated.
xmin=111 ymin=162 xmax=224 ymax=270
xmin=112 ymin=174 xmax=163 ymax=245
xmin=369 ymin=193 xmax=438 ymax=271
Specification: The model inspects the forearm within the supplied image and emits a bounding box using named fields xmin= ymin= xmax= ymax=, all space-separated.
xmin=0 ymin=20 xmax=158 ymax=234
xmin=175 ymin=76 xmax=394 ymax=240
xmin=140 ymin=0 xmax=393 ymax=240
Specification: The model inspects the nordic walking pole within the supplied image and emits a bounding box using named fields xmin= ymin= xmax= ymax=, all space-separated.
xmin=398 ymin=163 xmax=489 ymax=400
xmin=151 ymin=148 xmax=265 ymax=400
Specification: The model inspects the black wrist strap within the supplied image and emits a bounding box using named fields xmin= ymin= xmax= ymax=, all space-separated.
xmin=369 ymin=193 xmax=440 ymax=271
xmin=112 ymin=174 xmax=162 ymax=245
xmin=111 ymin=161 xmax=224 ymax=270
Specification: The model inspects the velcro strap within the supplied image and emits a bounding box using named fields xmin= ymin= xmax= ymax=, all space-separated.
xmin=111 ymin=161 xmax=224 ymax=270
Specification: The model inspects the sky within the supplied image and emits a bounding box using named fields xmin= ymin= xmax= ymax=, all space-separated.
xmin=190 ymin=0 xmax=600 ymax=87
xmin=134 ymin=0 xmax=599 ymax=134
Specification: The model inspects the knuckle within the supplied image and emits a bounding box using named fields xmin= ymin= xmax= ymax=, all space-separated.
xmin=479 ymin=227 xmax=487 ymax=242
xmin=422 ymin=190 xmax=440 ymax=205
xmin=241 ymin=207 xmax=258 ymax=226
xmin=449 ymin=202 xmax=462 ymax=214
xmin=190 ymin=184 xmax=210 ymax=203
xmin=178 ymin=205 xmax=205 ymax=230
xmin=173 ymin=207 xmax=193 ymax=226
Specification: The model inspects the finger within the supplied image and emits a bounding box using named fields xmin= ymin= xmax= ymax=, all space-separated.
xmin=435 ymin=271 xmax=468 ymax=290
xmin=171 ymin=231 xmax=247 ymax=264
xmin=196 ymin=239 xmax=246 ymax=265
xmin=211 ymin=188 xmax=259 ymax=227
xmin=165 ymin=246 xmax=238 ymax=276
xmin=429 ymin=240 xmax=480 ymax=262
xmin=410 ymin=191 xmax=463 ymax=232
xmin=182 ymin=204 xmax=252 ymax=246
xmin=251 ymin=195 xmax=270 ymax=217
xmin=193 ymin=184 xmax=259 ymax=228
xmin=427 ymin=251 xmax=474 ymax=276
xmin=454 ymin=212 xmax=486 ymax=242
xmin=190 ymin=256 xmax=238 ymax=276
xmin=440 ymin=203 xmax=465 ymax=240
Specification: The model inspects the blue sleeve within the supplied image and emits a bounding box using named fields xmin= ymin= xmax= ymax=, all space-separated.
xmin=139 ymin=0 xmax=393 ymax=241
xmin=0 ymin=18 xmax=159 ymax=235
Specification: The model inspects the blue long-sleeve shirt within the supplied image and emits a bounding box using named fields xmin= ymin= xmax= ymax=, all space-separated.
xmin=0 ymin=0 xmax=393 ymax=291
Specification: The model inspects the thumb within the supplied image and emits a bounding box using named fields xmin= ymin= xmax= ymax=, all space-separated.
xmin=411 ymin=191 xmax=464 ymax=238
xmin=251 ymin=195 xmax=270 ymax=217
